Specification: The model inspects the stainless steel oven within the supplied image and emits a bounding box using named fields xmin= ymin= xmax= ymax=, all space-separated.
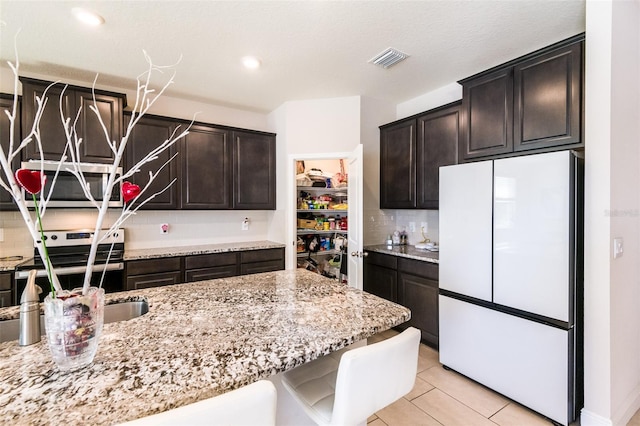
xmin=21 ymin=161 xmax=122 ymax=208
xmin=14 ymin=229 xmax=125 ymax=304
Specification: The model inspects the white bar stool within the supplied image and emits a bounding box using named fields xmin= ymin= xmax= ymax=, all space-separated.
xmin=281 ymin=327 xmax=421 ymax=426
xmin=118 ymin=379 xmax=277 ymax=425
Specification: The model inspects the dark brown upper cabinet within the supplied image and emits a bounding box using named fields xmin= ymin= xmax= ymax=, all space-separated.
xmin=380 ymin=101 xmax=460 ymax=209
xmin=0 ymin=94 xmax=20 ymax=211
xmin=124 ymin=114 xmax=181 ymax=210
xmin=459 ymin=33 xmax=584 ymax=162
xmin=380 ymin=119 xmax=416 ymax=209
xmin=232 ymin=131 xmax=276 ymax=210
xmin=124 ymin=113 xmax=276 ymax=211
xmin=416 ymin=103 xmax=460 ymax=209
xmin=21 ymin=77 xmax=125 ymax=164
xmin=181 ymin=124 xmax=231 ymax=210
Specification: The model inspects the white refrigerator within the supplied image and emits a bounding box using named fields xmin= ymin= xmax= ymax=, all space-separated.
xmin=438 ymin=150 xmax=583 ymax=425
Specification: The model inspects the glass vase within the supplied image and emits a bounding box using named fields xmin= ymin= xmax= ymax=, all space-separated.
xmin=43 ymin=287 xmax=105 ymax=372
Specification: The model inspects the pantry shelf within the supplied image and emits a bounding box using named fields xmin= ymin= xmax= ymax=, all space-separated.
xmin=297 ymin=229 xmax=348 ymax=235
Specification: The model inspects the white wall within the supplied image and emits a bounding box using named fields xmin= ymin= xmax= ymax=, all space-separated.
xmin=582 ymin=1 xmax=640 ymax=425
xmin=267 ymin=97 xmax=361 ymax=266
xmin=396 ymin=82 xmax=462 ymax=120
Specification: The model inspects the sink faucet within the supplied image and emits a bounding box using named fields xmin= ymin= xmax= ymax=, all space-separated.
xmin=19 ymin=270 xmax=42 ymax=346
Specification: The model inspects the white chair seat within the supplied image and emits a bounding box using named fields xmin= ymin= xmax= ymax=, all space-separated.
xmin=118 ymin=379 xmax=277 ymax=425
xmin=281 ymin=327 xmax=421 ymax=426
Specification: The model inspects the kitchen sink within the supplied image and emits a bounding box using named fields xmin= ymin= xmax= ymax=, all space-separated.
xmin=0 ymin=300 xmax=149 ymax=344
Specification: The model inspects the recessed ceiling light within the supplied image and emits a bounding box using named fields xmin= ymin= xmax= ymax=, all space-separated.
xmin=242 ymin=56 xmax=261 ymax=70
xmin=72 ymin=7 xmax=105 ymax=27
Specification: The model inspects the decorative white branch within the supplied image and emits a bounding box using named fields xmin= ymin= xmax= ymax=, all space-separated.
xmin=1 ymin=36 xmax=192 ymax=296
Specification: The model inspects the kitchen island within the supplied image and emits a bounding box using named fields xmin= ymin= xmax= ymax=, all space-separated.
xmin=0 ymin=269 xmax=410 ymax=425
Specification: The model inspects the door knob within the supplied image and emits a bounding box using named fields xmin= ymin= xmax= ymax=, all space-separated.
xmin=350 ymin=251 xmax=369 ymax=258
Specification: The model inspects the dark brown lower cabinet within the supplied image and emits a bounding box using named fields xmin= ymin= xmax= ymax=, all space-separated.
xmin=240 ymin=248 xmax=285 ymax=275
xmin=397 ymin=259 xmax=439 ymax=348
xmin=363 ymin=252 xmax=398 ymax=302
xmin=363 ymin=251 xmax=439 ymax=348
xmin=125 ymin=248 xmax=285 ymax=289
xmin=125 ymin=257 xmax=182 ymax=290
xmin=0 ymin=273 xmax=13 ymax=308
xmin=184 ymin=252 xmax=238 ymax=283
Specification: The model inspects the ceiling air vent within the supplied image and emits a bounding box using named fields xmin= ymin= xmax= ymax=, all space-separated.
xmin=369 ymin=47 xmax=409 ymax=69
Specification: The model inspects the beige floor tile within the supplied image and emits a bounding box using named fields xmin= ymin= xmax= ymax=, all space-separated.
xmin=368 ymin=414 xmax=379 ymax=423
xmin=491 ymin=403 xmax=554 ymax=426
xmin=418 ymin=366 xmax=508 ymax=418
xmin=376 ymin=396 xmax=442 ymax=426
xmin=412 ymin=388 xmax=497 ymax=426
xmin=405 ymin=376 xmax=435 ymax=401
xmin=369 ymin=419 xmax=389 ymax=426
xmin=417 ymin=345 xmax=441 ymax=373
xmin=628 ymin=408 xmax=640 ymax=426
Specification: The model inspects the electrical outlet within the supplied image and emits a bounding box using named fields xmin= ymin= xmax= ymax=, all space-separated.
xmin=0 ymin=228 xmax=3 ymax=242
xmin=408 ymin=222 xmax=416 ymax=232
xmin=160 ymin=223 xmax=169 ymax=234
xmin=613 ymin=237 xmax=624 ymax=258
xmin=242 ymin=218 xmax=250 ymax=231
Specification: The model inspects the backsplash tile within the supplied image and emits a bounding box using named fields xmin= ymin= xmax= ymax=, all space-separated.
xmin=364 ymin=209 xmax=439 ymax=246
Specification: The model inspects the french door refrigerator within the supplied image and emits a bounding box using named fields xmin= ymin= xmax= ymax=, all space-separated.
xmin=438 ymin=150 xmax=583 ymax=425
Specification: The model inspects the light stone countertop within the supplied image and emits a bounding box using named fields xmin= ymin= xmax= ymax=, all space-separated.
xmin=365 ymin=244 xmax=439 ymax=264
xmin=124 ymin=240 xmax=286 ymax=261
xmin=0 ymin=269 xmax=410 ymax=425
xmin=0 ymin=257 xmax=27 ymax=272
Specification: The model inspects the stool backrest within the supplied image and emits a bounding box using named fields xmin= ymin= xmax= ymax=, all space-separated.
xmin=331 ymin=327 xmax=421 ymax=425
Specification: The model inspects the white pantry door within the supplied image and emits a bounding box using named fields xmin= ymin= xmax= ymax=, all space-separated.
xmin=347 ymin=144 xmax=363 ymax=290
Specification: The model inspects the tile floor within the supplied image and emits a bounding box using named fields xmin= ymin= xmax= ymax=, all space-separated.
xmin=366 ymin=329 xmax=574 ymax=426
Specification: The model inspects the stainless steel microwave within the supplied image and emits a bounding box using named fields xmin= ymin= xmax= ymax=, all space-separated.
xmin=21 ymin=161 xmax=123 ymax=208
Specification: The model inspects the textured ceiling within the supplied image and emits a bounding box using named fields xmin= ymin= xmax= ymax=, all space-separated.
xmin=0 ymin=1 xmax=585 ymax=113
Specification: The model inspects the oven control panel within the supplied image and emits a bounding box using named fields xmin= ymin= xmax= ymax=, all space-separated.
xmin=36 ymin=229 xmax=125 ymax=247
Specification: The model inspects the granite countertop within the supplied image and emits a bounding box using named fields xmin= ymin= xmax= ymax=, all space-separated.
xmin=0 ymin=241 xmax=286 ymax=272
xmin=0 ymin=269 xmax=410 ymax=425
xmin=365 ymin=244 xmax=439 ymax=264
xmin=124 ymin=240 xmax=286 ymax=261
xmin=0 ymin=257 xmax=27 ymax=272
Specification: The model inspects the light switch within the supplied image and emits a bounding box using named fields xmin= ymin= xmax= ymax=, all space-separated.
xmin=613 ymin=237 xmax=624 ymax=258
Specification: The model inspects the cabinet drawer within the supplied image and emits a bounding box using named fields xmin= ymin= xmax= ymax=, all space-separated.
xmin=126 ymin=257 xmax=181 ymax=275
xmin=184 ymin=265 xmax=238 ymax=283
xmin=240 ymin=248 xmax=284 ymax=264
xmin=240 ymin=260 xmax=284 ymax=275
xmin=365 ymin=251 xmax=397 ymax=270
xmin=398 ymin=258 xmax=438 ymax=281
xmin=185 ymin=252 xmax=237 ymax=270
xmin=0 ymin=273 xmax=12 ymax=290
xmin=0 ymin=290 xmax=12 ymax=308
xmin=127 ymin=271 xmax=182 ymax=290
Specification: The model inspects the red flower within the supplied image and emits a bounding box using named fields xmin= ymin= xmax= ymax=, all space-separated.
xmin=15 ymin=169 xmax=45 ymax=195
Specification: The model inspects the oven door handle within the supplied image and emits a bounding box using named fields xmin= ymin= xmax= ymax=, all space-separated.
xmin=15 ymin=262 xmax=124 ymax=279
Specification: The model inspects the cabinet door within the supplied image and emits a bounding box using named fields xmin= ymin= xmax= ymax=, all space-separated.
xmin=513 ymin=42 xmax=582 ymax=151
xmin=416 ymin=103 xmax=460 ymax=209
xmin=125 ymin=114 xmax=180 ymax=209
xmin=398 ymin=271 xmax=439 ymax=348
xmin=22 ymin=81 xmax=75 ymax=161
xmin=0 ymin=95 xmax=20 ymax=210
xmin=380 ymin=119 xmax=416 ymax=208
xmin=74 ymin=91 xmax=123 ymax=163
xmin=460 ymin=68 xmax=513 ymax=160
xmin=363 ymin=258 xmax=397 ymax=302
xmin=232 ymin=131 xmax=276 ymax=209
xmin=181 ymin=125 xmax=231 ymax=209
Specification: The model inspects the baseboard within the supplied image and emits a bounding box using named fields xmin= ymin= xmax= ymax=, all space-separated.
xmin=612 ymin=385 xmax=640 ymax=426
xmin=580 ymin=408 xmax=612 ymax=426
